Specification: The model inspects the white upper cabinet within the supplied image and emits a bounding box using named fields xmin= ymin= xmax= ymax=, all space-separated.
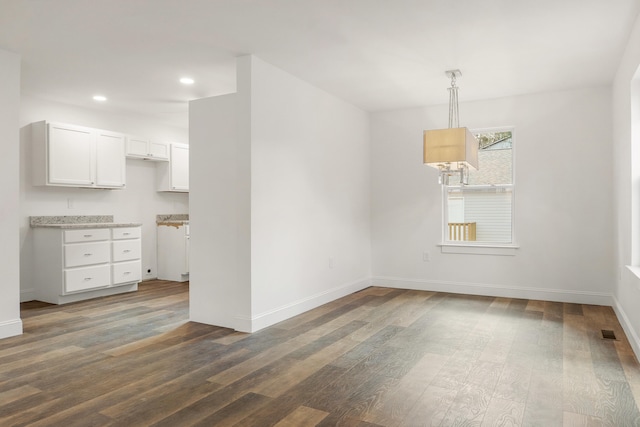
xmin=157 ymin=143 xmax=189 ymax=192
xmin=171 ymin=143 xmax=189 ymax=190
xmin=126 ymin=136 xmax=169 ymax=161
xmin=126 ymin=136 xmax=148 ymax=157
xmin=96 ymin=131 xmax=126 ymax=187
xmin=47 ymin=123 xmax=95 ymax=186
xmin=32 ymin=121 xmax=126 ymax=189
xmin=148 ymin=141 xmax=170 ymax=160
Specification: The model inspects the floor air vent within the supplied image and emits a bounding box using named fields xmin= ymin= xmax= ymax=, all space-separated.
xmin=601 ymin=329 xmax=617 ymax=340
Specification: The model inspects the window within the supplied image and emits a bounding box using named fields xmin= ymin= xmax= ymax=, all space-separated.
xmin=443 ymin=129 xmax=515 ymax=246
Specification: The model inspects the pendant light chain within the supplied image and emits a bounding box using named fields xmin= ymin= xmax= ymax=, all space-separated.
xmin=423 ymin=69 xmax=478 ymax=186
xmin=448 ymin=73 xmax=459 ymax=129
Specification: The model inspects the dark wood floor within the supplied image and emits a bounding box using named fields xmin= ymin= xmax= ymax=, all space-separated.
xmin=1 ymin=281 xmax=640 ymax=426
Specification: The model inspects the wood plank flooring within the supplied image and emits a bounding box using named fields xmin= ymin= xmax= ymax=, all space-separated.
xmin=1 ymin=281 xmax=640 ymax=426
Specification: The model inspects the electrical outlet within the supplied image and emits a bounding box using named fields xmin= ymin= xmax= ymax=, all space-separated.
xmin=423 ymin=251 xmax=430 ymax=262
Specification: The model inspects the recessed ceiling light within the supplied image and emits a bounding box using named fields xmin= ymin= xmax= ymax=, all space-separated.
xmin=179 ymin=77 xmax=194 ymax=85
xmin=93 ymin=95 xmax=107 ymax=102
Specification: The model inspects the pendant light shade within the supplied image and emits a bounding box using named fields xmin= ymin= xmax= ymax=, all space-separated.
xmin=423 ymin=127 xmax=478 ymax=169
xmin=423 ymin=70 xmax=478 ymax=185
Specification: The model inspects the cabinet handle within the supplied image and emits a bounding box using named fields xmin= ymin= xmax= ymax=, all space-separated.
xmin=148 ymin=153 xmax=154 ymax=157
xmin=123 ymin=271 xmax=130 ymax=275
xmin=123 ymin=232 xmax=130 ymax=236
xmin=83 ymin=234 xmax=92 ymax=238
xmin=84 ymin=253 xmax=93 ymax=256
xmin=84 ymin=277 xmax=92 ymax=281
xmin=123 ymin=250 xmax=131 ymax=253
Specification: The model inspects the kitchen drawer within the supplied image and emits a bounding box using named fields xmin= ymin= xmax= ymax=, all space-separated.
xmin=64 ymin=242 xmax=110 ymax=268
xmin=64 ymin=228 xmax=110 ymax=243
xmin=112 ymin=239 xmax=141 ymax=262
xmin=65 ymin=264 xmax=110 ymax=293
xmin=112 ymin=227 xmax=141 ymax=240
xmin=112 ymin=260 xmax=142 ymax=285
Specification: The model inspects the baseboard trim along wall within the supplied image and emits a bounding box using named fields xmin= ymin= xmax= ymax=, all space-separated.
xmin=372 ymin=276 xmax=614 ymax=307
xmin=612 ymin=296 xmax=640 ymax=361
xmin=0 ymin=318 xmax=23 ymax=340
xmin=239 ymin=277 xmax=372 ymax=333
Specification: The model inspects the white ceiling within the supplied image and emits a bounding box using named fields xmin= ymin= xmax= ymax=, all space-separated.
xmin=1 ymin=0 xmax=639 ymax=128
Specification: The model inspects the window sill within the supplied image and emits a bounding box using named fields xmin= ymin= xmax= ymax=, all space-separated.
xmin=439 ymin=243 xmax=519 ymax=256
xmin=626 ymin=265 xmax=640 ymax=280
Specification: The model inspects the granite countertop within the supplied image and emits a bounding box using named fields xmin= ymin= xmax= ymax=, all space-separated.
xmin=30 ymin=215 xmax=142 ymax=229
xmin=156 ymin=214 xmax=189 ymax=227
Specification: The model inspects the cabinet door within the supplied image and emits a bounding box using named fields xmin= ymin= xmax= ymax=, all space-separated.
xmin=171 ymin=144 xmax=189 ymax=191
xmin=48 ymin=123 xmax=95 ymax=186
xmin=96 ymin=131 xmax=126 ymax=188
xmin=148 ymin=141 xmax=169 ymax=161
xmin=126 ymin=136 xmax=149 ymax=158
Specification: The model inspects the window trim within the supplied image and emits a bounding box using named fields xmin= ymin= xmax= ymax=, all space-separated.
xmin=439 ymin=242 xmax=519 ymax=256
xmin=441 ymin=126 xmax=517 ymax=251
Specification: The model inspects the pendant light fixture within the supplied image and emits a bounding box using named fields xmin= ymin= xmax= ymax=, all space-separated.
xmin=423 ymin=70 xmax=478 ymax=185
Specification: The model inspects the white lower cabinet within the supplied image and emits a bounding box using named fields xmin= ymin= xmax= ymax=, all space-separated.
xmin=157 ymin=222 xmax=189 ymax=282
xmin=33 ymin=226 xmax=142 ymax=304
xmin=111 ymin=227 xmax=142 ymax=285
xmin=113 ymin=261 xmax=142 ymax=285
xmin=112 ymin=240 xmax=141 ymax=262
xmin=64 ymin=242 xmax=110 ymax=268
xmin=65 ymin=265 xmax=111 ymax=293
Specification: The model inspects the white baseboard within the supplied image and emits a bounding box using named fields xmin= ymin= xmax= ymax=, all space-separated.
xmin=0 ymin=318 xmax=23 ymax=339
xmin=372 ymin=276 xmax=614 ymax=306
xmin=243 ymin=277 xmax=372 ymax=333
xmin=612 ymin=296 xmax=640 ymax=360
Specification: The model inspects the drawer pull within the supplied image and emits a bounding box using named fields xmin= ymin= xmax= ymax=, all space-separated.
xmin=84 ymin=277 xmax=92 ymax=281
xmin=83 ymin=234 xmax=92 ymax=238
xmin=123 ymin=271 xmax=131 ymax=275
xmin=84 ymin=253 xmax=93 ymax=257
xmin=123 ymin=250 xmax=131 ymax=253
xmin=123 ymin=232 xmax=131 ymax=236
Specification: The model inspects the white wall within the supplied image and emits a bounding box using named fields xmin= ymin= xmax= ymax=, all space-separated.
xmin=189 ymin=55 xmax=371 ymax=332
xmin=0 ymin=48 xmax=22 ymax=339
xmin=371 ymin=87 xmax=614 ymax=303
xmin=249 ymin=56 xmax=371 ymax=330
xmin=19 ymin=96 xmax=189 ymax=301
xmin=189 ymin=90 xmax=252 ymax=331
xmin=613 ymin=12 xmax=640 ymax=357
